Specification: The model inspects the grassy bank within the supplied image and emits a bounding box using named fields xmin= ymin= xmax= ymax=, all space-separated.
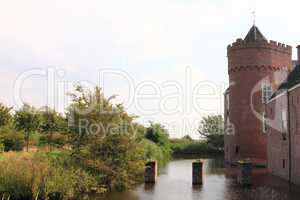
xmin=170 ymin=139 xmax=223 ymax=157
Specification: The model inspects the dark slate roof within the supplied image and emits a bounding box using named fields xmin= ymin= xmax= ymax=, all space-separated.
xmin=244 ymin=25 xmax=267 ymax=43
xmin=270 ymin=65 xmax=300 ymax=99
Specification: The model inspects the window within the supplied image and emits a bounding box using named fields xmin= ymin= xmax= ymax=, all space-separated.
xmin=262 ymin=112 xmax=267 ymax=133
xmin=281 ymin=110 xmax=287 ymax=140
xmin=262 ymin=83 xmax=273 ymax=103
xmin=226 ymin=94 xmax=230 ymax=110
xmin=235 ymin=146 xmax=240 ymax=155
xmin=282 ymin=133 xmax=287 ymax=140
xmin=283 ymin=159 xmax=286 ymax=169
xmin=281 ymin=110 xmax=287 ymax=132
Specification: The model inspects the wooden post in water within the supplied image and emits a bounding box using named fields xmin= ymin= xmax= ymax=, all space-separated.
xmin=145 ymin=161 xmax=158 ymax=184
xmin=192 ymin=160 xmax=203 ymax=185
xmin=237 ymin=160 xmax=253 ymax=186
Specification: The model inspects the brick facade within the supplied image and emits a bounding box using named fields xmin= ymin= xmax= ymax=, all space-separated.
xmin=224 ymin=25 xmax=292 ymax=165
xmin=267 ymin=71 xmax=300 ymax=184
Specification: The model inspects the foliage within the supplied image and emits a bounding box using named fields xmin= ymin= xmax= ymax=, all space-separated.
xmin=171 ymin=140 xmax=222 ymax=156
xmin=87 ymin=134 xmax=145 ymax=191
xmin=66 ymin=85 xmax=146 ymax=191
xmin=0 ymin=152 xmax=103 ymax=200
xmin=0 ymin=142 xmax=4 ymax=153
xmin=39 ymin=133 xmax=67 ymax=148
xmin=198 ymin=115 xmax=224 ymax=150
xmin=66 ymin=85 xmax=135 ymax=152
xmin=39 ymin=107 xmax=68 ymax=151
xmin=14 ymin=104 xmax=40 ymax=152
xmin=0 ymin=103 xmax=12 ymax=127
xmin=182 ymin=134 xmax=193 ymax=141
xmin=141 ymin=139 xmax=166 ymax=166
xmin=145 ymin=122 xmax=171 ymax=160
xmin=0 ymin=126 xmax=25 ymax=152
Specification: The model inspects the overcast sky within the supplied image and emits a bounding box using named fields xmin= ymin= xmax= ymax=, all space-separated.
xmin=1 ymin=0 xmax=300 ymax=138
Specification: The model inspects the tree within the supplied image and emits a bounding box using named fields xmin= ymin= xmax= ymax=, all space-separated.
xmin=66 ymin=85 xmax=135 ymax=152
xmin=0 ymin=103 xmax=12 ymax=127
xmin=14 ymin=104 xmax=40 ymax=152
xmin=182 ymin=135 xmax=193 ymax=141
xmin=145 ymin=122 xmax=171 ymax=160
xmin=198 ymin=115 xmax=224 ymax=150
xmin=66 ymin=85 xmax=145 ymax=191
xmin=39 ymin=107 xmax=66 ymax=151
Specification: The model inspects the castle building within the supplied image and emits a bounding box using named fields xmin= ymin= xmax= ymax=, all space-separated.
xmin=224 ymin=25 xmax=292 ymax=165
xmin=266 ymin=48 xmax=300 ymax=184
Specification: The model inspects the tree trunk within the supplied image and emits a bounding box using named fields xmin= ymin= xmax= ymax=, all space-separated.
xmin=49 ymin=131 xmax=53 ymax=152
xmin=26 ymin=132 xmax=29 ymax=152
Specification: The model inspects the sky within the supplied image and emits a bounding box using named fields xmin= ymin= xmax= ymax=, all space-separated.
xmin=1 ymin=0 xmax=300 ymax=138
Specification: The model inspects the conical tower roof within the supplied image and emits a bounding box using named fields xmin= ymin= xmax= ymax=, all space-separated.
xmin=244 ymin=25 xmax=267 ymax=42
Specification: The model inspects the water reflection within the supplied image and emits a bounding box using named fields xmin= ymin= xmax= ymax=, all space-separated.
xmin=100 ymin=158 xmax=300 ymax=200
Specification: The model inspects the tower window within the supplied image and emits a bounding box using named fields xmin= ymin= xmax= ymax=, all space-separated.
xmin=283 ymin=159 xmax=286 ymax=169
xmin=235 ymin=146 xmax=240 ymax=155
xmin=262 ymin=83 xmax=273 ymax=103
xmin=226 ymin=93 xmax=230 ymax=109
xmin=262 ymin=112 xmax=267 ymax=133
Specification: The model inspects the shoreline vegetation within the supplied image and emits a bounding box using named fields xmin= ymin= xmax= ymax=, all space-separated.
xmin=0 ymin=85 xmax=224 ymax=200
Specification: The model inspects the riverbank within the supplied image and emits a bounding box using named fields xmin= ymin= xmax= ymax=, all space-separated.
xmin=170 ymin=139 xmax=223 ymax=158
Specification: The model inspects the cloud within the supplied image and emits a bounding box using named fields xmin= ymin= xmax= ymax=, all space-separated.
xmin=1 ymin=0 xmax=300 ymax=137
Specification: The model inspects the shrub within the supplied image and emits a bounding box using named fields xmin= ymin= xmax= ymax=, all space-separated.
xmin=0 ymin=127 xmax=25 ymax=151
xmin=85 ymin=134 xmax=145 ymax=191
xmin=50 ymin=133 xmax=66 ymax=148
xmin=0 ymin=152 xmax=103 ymax=200
xmin=141 ymin=139 xmax=166 ymax=166
xmin=171 ymin=140 xmax=223 ymax=156
xmin=0 ymin=142 xmax=4 ymax=152
xmin=38 ymin=134 xmax=47 ymax=147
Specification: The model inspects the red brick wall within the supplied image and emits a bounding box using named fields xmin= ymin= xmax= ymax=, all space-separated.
xmin=266 ymin=94 xmax=289 ymax=179
xmin=225 ymin=40 xmax=291 ymax=164
xmin=224 ymin=91 xmax=236 ymax=163
xmin=288 ymin=87 xmax=300 ymax=184
xmin=267 ymin=86 xmax=300 ymax=184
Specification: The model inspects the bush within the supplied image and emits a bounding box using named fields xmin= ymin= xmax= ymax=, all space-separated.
xmin=39 ymin=133 xmax=66 ymax=148
xmin=0 ymin=152 xmax=103 ymax=200
xmin=51 ymin=133 xmax=66 ymax=148
xmin=0 ymin=127 xmax=25 ymax=151
xmin=0 ymin=142 xmax=4 ymax=152
xmin=85 ymin=134 xmax=145 ymax=192
xmin=141 ymin=139 xmax=166 ymax=167
xmin=38 ymin=134 xmax=47 ymax=146
xmin=171 ymin=140 xmax=223 ymax=156
xmin=144 ymin=123 xmax=171 ymax=161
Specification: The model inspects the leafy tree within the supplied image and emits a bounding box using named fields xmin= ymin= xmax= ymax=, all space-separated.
xmin=145 ymin=122 xmax=171 ymax=160
xmin=39 ymin=107 xmax=67 ymax=151
xmin=14 ymin=104 xmax=40 ymax=152
xmin=66 ymin=85 xmax=145 ymax=191
xmin=198 ymin=115 xmax=224 ymax=150
xmin=66 ymin=85 xmax=134 ymax=152
xmin=88 ymin=134 xmax=145 ymax=191
xmin=182 ymin=135 xmax=193 ymax=141
xmin=0 ymin=103 xmax=12 ymax=127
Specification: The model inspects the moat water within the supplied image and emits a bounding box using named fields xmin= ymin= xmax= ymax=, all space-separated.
xmin=99 ymin=158 xmax=300 ymax=200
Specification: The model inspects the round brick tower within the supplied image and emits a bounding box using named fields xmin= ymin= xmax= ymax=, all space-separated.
xmin=225 ymin=25 xmax=292 ymax=164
